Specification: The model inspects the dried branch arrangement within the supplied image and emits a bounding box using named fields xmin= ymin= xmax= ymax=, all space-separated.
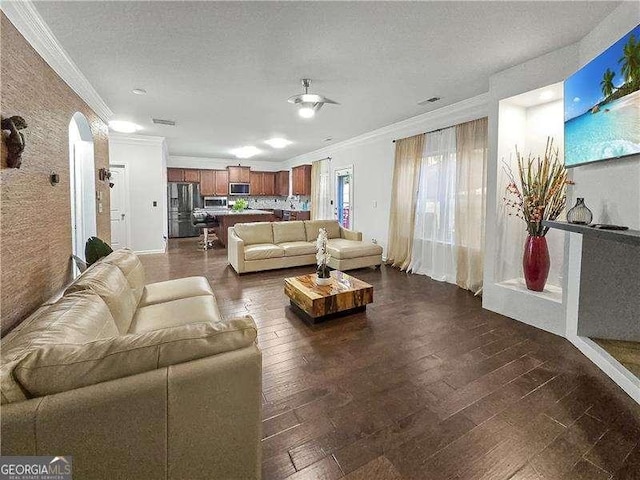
xmin=503 ymin=138 xmax=573 ymax=237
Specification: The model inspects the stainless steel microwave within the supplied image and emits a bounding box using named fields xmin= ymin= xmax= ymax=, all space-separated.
xmin=203 ymin=196 xmax=228 ymax=208
xmin=229 ymin=183 xmax=250 ymax=196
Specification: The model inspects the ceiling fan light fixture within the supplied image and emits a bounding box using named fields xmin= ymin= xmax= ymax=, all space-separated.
xmin=300 ymin=93 xmax=322 ymax=103
xmin=298 ymin=104 xmax=316 ymax=118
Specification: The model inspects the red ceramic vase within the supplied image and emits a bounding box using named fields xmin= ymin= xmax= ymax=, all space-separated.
xmin=522 ymin=235 xmax=550 ymax=292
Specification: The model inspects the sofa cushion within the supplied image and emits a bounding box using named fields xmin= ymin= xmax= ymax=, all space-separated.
xmin=66 ymin=262 xmax=138 ymax=334
xmin=129 ymin=295 xmax=222 ymax=334
xmin=140 ymin=277 xmax=214 ymax=307
xmin=234 ymin=222 xmax=274 ymax=245
xmin=14 ymin=317 xmax=257 ymax=398
xmin=273 ymin=221 xmax=306 ymax=244
xmin=327 ymin=239 xmax=384 ymax=260
xmin=101 ymin=249 xmax=146 ymax=304
xmin=244 ymin=244 xmax=285 ymax=261
xmin=278 ymin=241 xmax=317 ymax=257
xmin=305 ymin=220 xmax=341 ymax=241
xmin=1 ymin=291 xmax=117 ymax=404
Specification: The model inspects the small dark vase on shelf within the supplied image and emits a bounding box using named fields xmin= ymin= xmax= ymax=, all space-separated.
xmin=523 ymin=236 xmax=550 ymax=292
xmin=567 ymin=197 xmax=593 ymax=225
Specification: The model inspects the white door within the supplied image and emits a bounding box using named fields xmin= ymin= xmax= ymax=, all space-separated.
xmin=110 ymin=165 xmax=129 ymax=249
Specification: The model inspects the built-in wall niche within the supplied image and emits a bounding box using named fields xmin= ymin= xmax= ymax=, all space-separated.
xmin=495 ymin=82 xmax=566 ymax=303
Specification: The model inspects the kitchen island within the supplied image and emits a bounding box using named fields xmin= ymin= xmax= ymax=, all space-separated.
xmin=193 ymin=209 xmax=274 ymax=247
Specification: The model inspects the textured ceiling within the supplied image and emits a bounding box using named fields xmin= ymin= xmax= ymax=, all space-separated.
xmin=33 ymin=1 xmax=618 ymax=161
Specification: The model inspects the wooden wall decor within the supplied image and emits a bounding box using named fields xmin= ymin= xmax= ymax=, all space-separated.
xmin=1 ymin=115 xmax=27 ymax=168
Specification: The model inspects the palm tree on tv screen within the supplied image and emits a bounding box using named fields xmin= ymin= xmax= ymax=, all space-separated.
xmin=619 ymin=34 xmax=640 ymax=83
xmin=600 ymin=68 xmax=616 ymax=98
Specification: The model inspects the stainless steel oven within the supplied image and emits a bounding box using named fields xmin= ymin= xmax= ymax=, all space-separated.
xmin=229 ymin=183 xmax=250 ymax=196
xmin=203 ymin=196 xmax=228 ymax=209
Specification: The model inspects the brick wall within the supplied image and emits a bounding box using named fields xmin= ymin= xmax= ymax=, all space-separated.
xmin=0 ymin=13 xmax=110 ymax=334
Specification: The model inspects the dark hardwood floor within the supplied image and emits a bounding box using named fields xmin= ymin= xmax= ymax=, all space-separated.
xmin=141 ymin=239 xmax=640 ymax=480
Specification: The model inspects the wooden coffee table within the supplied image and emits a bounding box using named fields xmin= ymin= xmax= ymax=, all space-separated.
xmin=284 ymin=271 xmax=373 ymax=324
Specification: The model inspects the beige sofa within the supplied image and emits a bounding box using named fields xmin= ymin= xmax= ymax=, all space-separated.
xmin=1 ymin=249 xmax=262 ymax=480
xmin=228 ymin=219 xmax=383 ymax=274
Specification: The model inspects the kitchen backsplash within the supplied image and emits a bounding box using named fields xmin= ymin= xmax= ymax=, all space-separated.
xmin=242 ymin=196 xmax=311 ymax=211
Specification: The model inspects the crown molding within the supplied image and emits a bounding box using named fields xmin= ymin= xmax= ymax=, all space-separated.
xmin=287 ymin=92 xmax=489 ymax=165
xmin=1 ymin=0 xmax=113 ymax=122
xmin=109 ymin=133 xmax=166 ymax=146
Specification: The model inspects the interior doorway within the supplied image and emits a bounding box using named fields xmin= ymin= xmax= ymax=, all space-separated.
xmin=109 ymin=164 xmax=129 ymax=249
xmin=335 ymin=166 xmax=353 ymax=229
xmin=68 ymin=112 xmax=96 ymax=265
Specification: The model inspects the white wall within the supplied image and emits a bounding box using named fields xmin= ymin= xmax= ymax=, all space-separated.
xmin=169 ymin=155 xmax=284 ymax=172
xmin=109 ymin=134 xmax=167 ymax=253
xmin=285 ymin=94 xmax=489 ymax=255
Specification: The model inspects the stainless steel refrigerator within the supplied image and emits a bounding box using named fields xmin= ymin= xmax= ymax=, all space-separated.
xmin=168 ymin=183 xmax=202 ymax=238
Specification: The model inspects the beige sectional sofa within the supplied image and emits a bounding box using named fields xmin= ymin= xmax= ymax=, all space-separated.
xmin=1 ymin=249 xmax=262 ymax=480
xmin=228 ymin=219 xmax=383 ymax=274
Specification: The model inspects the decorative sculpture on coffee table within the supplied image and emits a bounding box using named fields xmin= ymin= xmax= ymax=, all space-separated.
xmin=1 ymin=115 xmax=28 ymax=168
xmin=315 ymin=228 xmax=332 ymax=286
xmin=503 ymin=137 xmax=572 ymax=292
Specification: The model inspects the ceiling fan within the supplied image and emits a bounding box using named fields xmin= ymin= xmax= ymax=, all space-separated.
xmin=287 ymin=79 xmax=339 ymax=118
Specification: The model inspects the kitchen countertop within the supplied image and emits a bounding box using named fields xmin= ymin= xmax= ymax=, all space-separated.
xmin=194 ymin=208 xmax=272 ymax=216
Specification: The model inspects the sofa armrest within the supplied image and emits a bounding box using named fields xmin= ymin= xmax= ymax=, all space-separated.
xmin=1 ymin=346 xmax=262 ymax=480
xmin=340 ymin=226 xmax=362 ymax=241
xmin=227 ymin=227 xmax=245 ymax=273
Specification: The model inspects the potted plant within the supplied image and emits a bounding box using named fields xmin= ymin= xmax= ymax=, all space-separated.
xmin=232 ymin=198 xmax=248 ymax=212
xmin=503 ymin=138 xmax=572 ymax=292
xmin=315 ymin=228 xmax=332 ymax=285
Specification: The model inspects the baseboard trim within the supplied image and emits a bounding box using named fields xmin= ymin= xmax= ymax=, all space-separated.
xmin=134 ymin=249 xmax=166 ymax=255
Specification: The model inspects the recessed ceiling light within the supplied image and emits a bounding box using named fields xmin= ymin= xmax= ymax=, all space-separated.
xmin=265 ymin=138 xmax=292 ymax=149
xmin=108 ymin=120 xmax=142 ymax=133
xmin=539 ymin=90 xmax=554 ymax=101
xmin=231 ymin=146 xmax=261 ymax=159
xmin=132 ymin=88 xmax=147 ymax=95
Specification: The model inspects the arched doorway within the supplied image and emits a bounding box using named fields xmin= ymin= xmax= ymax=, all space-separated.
xmin=68 ymin=112 xmax=96 ymax=265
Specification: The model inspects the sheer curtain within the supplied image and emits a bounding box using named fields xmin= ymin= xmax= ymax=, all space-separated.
xmin=310 ymin=159 xmax=332 ymax=220
xmin=408 ymin=127 xmax=457 ymax=281
xmin=386 ymin=134 xmax=425 ymax=270
xmin=455 ymin=118 xmax=488 ymax=294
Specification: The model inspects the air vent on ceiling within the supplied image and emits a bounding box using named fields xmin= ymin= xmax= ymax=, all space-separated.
xmin=152 ymin=118 xmax=176 ymax=126
xmin=418 ymin=97 xmax=442 ymax=106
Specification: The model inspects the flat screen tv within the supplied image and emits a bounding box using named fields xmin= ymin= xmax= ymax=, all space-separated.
xmin=564 ymin=24 xmax=640 ymax=167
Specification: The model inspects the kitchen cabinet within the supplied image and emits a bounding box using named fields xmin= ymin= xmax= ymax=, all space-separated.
xmin=215 ymin=169 xmax=229 ymax=195
xmin=167 ymin=168 xmax=185 ymax=182
xmin=183 ymin=169 xmax=201 ymax=183
xmin=249 ymin=171 xmax=277 ymax=196
xmin=228 ymin=166 xmax=250 ymax=183
xmin=276 ymin=170 xmax=289 ymax=197
xmin=292 ymin=165 xmax=312 ymax=196
xmin=200 ymin=170 xmax=216 ymax=196
xmin=263 ymin=172 xmax=276 ymax=196
xmin=249 ymin=171 xmax=262 ymax=196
